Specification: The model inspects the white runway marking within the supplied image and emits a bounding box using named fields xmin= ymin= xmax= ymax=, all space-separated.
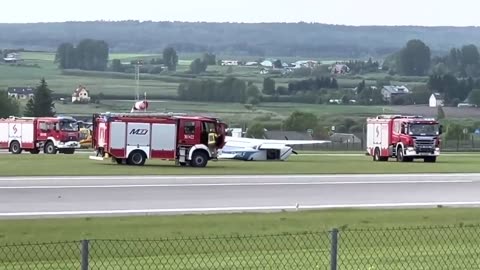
xmin=1 ymin=173 xmax=480 ymax=181
xmin=2 ymin=201 xmax=480 ymax=217
xmin=0 ymin=179 xmax=473 ymax=189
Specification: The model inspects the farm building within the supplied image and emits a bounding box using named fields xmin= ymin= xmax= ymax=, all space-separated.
xmin=7 ymin=87 xmax=34 ymax=99
xmin=429 ymin=93 xmax=444 ymax=107
xmin=381 ymin=85 xmax=410 ymax=102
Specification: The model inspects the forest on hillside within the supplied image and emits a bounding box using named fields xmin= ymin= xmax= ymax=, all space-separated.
xmin=1 ymin=21 xmax=480 ymax=58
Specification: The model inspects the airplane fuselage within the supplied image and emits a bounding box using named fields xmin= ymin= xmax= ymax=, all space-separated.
xmin=219 ymin=144 xmax=294 ymax=161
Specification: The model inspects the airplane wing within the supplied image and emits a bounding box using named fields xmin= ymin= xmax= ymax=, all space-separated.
xmin=257 ymin=143 xmax=288 ymax=150
xmin=220 ymin=136 xmax=329 ymax=161
xmin=225 ymin=136 xmax=330 ymax=146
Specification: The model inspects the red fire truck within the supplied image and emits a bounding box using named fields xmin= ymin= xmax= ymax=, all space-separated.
xmin=90 ymin=112 xmax=228 ymax=167
xmin=0 ymin=116 xmax=81 ymax=154
xmin=366 ymin=115 xmax=443 ymax=162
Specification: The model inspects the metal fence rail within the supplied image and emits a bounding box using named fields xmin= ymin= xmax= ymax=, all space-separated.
xmin=1 ymin=224 xmax=480 ymax=269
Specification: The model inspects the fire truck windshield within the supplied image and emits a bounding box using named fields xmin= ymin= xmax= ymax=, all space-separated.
xmin=409 ymin=123 xmax=440 ymax=136
xmin=59 ymin=120 xmax=79 ymax=131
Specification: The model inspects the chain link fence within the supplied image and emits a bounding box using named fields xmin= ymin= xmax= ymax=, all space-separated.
xmin=1 ymin=224 xmax=480 ymax=269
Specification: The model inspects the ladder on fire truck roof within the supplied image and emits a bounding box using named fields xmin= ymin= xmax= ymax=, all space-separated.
xmin=374 ymin=114 xmax=424 ymax=119
xmin=2 ymin=116 xmax=36 ymax=121
xmin=97 ymin=112 xmax=190 ymax=118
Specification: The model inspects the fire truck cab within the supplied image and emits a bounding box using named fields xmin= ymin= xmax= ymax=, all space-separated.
xmin=90 ymin=112 xmax=227 ymax=167
xmin=0 ymin=116 xmax=80 ymax=154
xmin=366 ymin=115 xmax=443 ymax=162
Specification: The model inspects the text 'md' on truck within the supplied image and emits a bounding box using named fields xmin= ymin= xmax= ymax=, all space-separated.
xmin=366 ymin=115 xmax=443 ymax=162
xmin=90 ymin=112 xmax=228 ymax=167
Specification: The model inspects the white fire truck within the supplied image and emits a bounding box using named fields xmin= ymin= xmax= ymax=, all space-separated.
xmin=89 ymin=112 xmax=228 ymax=167
xmin=0 ymin=116 xmax=81 ymax=154
xmin=366 ymin=115 xmax=443 ymax=162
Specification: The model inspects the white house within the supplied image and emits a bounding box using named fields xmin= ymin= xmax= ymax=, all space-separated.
xmin=429 ymin=93 xmax=444 ymax=107
xmin=72 ymin=85 xmax=91 ymax=103
xmin=7 ymin=87 xmax=34 ymax=99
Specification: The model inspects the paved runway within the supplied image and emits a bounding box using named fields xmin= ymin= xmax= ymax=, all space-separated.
xmin=1 ymin=173 xmax=480 ymax=218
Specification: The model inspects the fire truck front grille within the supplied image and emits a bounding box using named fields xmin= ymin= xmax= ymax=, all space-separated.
xmin=414 ymin=139 xmax=435 ymax=152
xmin=62 ymin=136 xmax=77 ymax=142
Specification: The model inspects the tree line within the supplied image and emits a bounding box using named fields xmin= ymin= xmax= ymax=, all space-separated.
xmin=55 ymin=39 xmax=109 ymax=71
xmin=427 ymin=75 xmax=480 ymax=103
xmin=381 ymin=39 xmax=480 ymax=106
xmin=246 ymin=110 xmax=366 ymax=140
xmin=385 ymin=40 xmax=480 ymax=78
xmin=177 ymin=75 xmax=345 ymax=105
xmin=287 ymin=77 xmax=339 ymax=94
xmin=432 ymin=44 xmax=480 ymax=78
xmin=4 ymin=21 xmax=480 ymax=58
xmin=110 ymin=47 xmax=179 ymax=74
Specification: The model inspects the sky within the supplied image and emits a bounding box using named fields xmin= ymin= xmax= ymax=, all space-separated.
xmin=1 ymin=0 xmax=479 ymax=26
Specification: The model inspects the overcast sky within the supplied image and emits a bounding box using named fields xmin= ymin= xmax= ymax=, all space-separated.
xmin=1 ymin=0 xmax=479 ymax=26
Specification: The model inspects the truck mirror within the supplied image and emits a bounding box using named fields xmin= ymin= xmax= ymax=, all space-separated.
xmin=439 ymin=125 xmax=443 ymax=135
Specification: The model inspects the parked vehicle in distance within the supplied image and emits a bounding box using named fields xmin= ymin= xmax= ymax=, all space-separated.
xmin=0 ymin=116 xmax=80 ymax=154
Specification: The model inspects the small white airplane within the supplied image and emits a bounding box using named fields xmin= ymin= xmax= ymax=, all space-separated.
xmin=218 ymin=135 xmax=330 ymax=161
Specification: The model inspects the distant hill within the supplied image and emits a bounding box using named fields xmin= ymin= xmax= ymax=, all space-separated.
xmin=1 ymin=21 xmax=480 ymax=59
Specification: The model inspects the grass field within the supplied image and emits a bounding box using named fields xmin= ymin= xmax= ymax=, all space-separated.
xmin=1 ymin=209 xmax=480 ymax=269
xmin=1 ymin=208 xmax=479 ymax=243
xmin=0 ymin=51 xmax=428 ymax=99
xmin=51 ymin=100 xmax=392 ymax=126
xmin=1 ymin=153 xmax=480 ymax=176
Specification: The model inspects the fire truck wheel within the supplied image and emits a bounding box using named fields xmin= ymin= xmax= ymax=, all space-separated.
xmin=115 ymin=158 xmax=125 ymax=165
xmin=373 ymin=148 xmax=380 ymax=161
xmin=62 ymin=149 xmax=75 ymax=154
xmin=44 ymin=142 xmax=57 ymax=154
xmin=191 ymin=151 xmax=208 ymax=168
xmin=128 ymin=151 xmax=146 ymax=166
xmin=10 ymin=141 xmax=22 ymax=154
xmin=424 ymin=156 xmax=437 ymax=163
xmin=396 ymin=147 xmax=404 ymax=162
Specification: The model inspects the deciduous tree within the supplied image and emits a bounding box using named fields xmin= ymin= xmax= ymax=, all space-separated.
xmin=399 ymin=39 xmax=431 ymax=76
xmin=163 ymin=47 xmax=178 ymax=71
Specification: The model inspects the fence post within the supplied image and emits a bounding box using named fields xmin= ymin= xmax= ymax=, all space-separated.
xmin=330 ymin=228 xmax=339 ymax=270
xmin=81 ymin=239 xmax=89 ymax=270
